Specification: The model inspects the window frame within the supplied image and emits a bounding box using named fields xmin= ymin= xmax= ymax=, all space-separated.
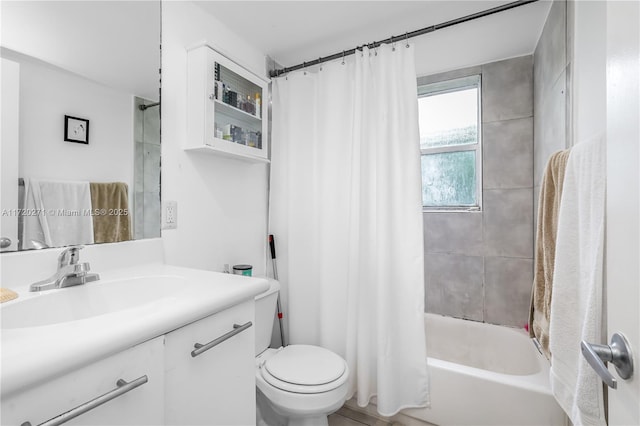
xmin=418 ymin=74 xmax=483 ymax=212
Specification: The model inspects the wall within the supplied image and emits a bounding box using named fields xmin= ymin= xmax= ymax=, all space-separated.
xmin=4 ymin=51 xmax=134 ymax=193
xmin=571 ymin=1 xmax=606 ymax=142
xmin=1 ymin=59 xmax=20 ymax=251
xmin=533 ymin=0 xmax=605 ymax=238
xmin=419 ymin=55 xmax=534 ymax=327
xmin=533 ymin=0 xmax=570 ymax=205
xmin=161 ymin=2 xmax=269 ymax=275
xmin=0 ymin=238 xmax=164 ymax=291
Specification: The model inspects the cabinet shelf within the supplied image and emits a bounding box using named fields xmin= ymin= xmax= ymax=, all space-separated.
xmin=214 ymin=99 xmax=262 ymax=124
xmin=184 ymin=143 xmax=270 ymax=164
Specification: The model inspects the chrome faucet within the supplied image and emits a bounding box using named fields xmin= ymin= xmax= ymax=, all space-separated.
xmin=30 ymin=246 xmax=100 ymax=292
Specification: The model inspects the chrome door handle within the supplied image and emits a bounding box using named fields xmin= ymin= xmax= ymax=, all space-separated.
xmin=581 ymin=333 xmax=634 ymax=389
xmin=1 ymin=237 xmax=12 ymax=248
xmin=21 ymin=375 xmax=148 ymax=426
xmin=191 ymin=321 xmax=252 ymax=357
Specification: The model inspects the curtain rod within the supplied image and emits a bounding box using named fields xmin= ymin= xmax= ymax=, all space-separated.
xmin=270 ymin=0 xmax=539 ymax=78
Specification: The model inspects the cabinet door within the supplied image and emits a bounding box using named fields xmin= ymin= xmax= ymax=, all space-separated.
xmin=165 ymin=300 xmax=255 ymax=425
xmin=1 ymin=337 xmax=164 ymax=426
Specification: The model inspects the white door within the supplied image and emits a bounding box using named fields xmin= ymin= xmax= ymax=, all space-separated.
xmin=605 ymin=1 xmax=640 ymax=424
xmin=0 ymin=58 xmax=20 ymax=252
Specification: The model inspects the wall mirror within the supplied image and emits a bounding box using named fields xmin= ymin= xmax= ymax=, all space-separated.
xmin=0 ymin=1 xmax=161 ymax=252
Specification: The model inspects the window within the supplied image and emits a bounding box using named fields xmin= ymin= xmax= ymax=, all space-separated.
xmin=418 ymin=75 xmax=481 ymax=210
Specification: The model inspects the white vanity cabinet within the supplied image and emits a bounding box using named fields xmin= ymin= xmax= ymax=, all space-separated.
xmin=185 ymin=44 xmax=269 ymax=163
xmin=165 ymin=300 xmax=256 ymax=426
xmin=164 ymin=300 xmax=256 ymax=425
xmin=1 ymin=337 xmax=164 ymax=426
xmin=0 ymin=263 xmax=268 ymax=426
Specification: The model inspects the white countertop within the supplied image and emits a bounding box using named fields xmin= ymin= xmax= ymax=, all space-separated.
xmin=0 ymin=263 xmax=269 ymax=397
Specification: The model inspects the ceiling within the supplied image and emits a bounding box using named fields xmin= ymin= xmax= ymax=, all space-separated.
xmin=195 ymin=1 xmax=552 ymax=76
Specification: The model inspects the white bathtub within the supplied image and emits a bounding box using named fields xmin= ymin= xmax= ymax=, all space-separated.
xmin=400 ymin=314 xmax=567 ymax=426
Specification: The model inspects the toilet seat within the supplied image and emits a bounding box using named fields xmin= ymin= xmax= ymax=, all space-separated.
xmin=260 ymin=345 xmax=348 ymax=394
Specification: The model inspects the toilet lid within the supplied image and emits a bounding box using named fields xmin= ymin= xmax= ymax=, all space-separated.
xmin=263 ymin=345 xmax=347 ymax=391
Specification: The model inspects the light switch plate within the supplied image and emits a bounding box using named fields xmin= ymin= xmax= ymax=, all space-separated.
xmin=162 ymin=200 xmax=177 ymax=229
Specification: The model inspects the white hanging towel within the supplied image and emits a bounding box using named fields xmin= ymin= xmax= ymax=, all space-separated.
xmin=548 ymin=136 xmax=606 ymax=426
xmin=22 ymin=179 xmax=47 ymax=250
xmin=22 ymin=179 xmax=94 ymax=249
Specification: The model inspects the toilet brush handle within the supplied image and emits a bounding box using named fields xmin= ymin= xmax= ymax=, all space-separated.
xmin=269 ymin=234 xmax=277 ymax=260
xmin=268 ymin=234 xmax=286 ymax=346
xmin=269 ymin=234 xmax=280 ymax=280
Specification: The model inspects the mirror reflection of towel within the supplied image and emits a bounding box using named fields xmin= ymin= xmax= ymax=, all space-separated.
xmin=90 ymin=182 xmax=132 ymax=243
xmin=22 ymin=179 xmax=95 ymax=249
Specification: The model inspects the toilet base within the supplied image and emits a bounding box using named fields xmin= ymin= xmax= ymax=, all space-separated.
xmin=256 ymin=388 xmax=333 ymax=426
xmin=286 ymin=415 xmax=329 ymax=426
xmin=257 ymin=389 xmax=286 ymax=426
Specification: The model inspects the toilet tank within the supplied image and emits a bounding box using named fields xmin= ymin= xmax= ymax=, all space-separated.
xmin=254 ymin=278 xmax=280 ymax=356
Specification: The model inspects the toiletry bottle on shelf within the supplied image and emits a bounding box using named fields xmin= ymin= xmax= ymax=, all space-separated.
xmin=214 ymin=63 xmax=221 ymax=99
xmin=247 ymin=131 xmax=257 ymax=148
xmin=215 ymin=81 xmax=223 ymax=100
xmin=255 ymin=92 xmax=261 ymax=118
xmin=229 ymin=90 xmax=238 ymax=108
xmin=238 ymin=92 xmax=246 ymax=112
xmin=235 ymin=127 xmax=245 ymax=145
xmin=223 ymin=124 xmax=232 ymax=141
xmin=247 ymin=95 xmax=255 ymax=115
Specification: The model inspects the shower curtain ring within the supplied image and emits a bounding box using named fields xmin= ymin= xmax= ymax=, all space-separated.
xmin=319 ymin=57 xmax=323 ymax=71
xmin=342 ymin=50 xmax=345 ymax=65
xmin=405 ymin=32 xmax=409 ymax=48
xmin=391 ymin=35 xmax=396 ymax=51
xmin=303 ymin=61 xmax=306 ymax=75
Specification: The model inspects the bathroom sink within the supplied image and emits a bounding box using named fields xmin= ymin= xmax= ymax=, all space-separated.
xmin=0 ymin=275 xmax=186 ymax=329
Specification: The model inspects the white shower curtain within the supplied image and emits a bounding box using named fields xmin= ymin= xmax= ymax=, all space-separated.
xmin=270 ymin=44 xmax=429 ymax=416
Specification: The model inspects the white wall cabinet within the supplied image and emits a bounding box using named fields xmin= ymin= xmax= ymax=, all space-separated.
xmin=186 ymin=44 xmax=269 ymax=163
xmin=2 ymin=337 xmax=165 ymax=426
xmin=165 ymin=300 xmax=255 ymax=425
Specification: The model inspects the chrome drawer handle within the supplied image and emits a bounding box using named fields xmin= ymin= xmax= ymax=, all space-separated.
xmin=21 ymin=375 xmax=148 ymax=426
xmin=191 ymin=321 xmax=252 ymax=358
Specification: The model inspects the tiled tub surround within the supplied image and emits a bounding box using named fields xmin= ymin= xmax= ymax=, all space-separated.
xmin=419 ymin=55 xmax=534 ymax=327
xmin=134 ymin=97 xmax=161 ymax=240
xmin=533 ymin=0 xmax=571 ymax=226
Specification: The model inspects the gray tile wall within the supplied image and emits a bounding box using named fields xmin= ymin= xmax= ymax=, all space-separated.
xmin=418 ymin=55 xmax=534 ymax=327
xmin=533 ymin=0 xmax=570 ymax=228
xmin=134 ymin=97 xmax=161 ymax=239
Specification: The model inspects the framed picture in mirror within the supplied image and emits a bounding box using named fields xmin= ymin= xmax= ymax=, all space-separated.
xmin=64 ymin=115 xmax=90 ymax=144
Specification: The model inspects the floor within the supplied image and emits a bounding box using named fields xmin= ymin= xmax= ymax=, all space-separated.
xmin=328 ymin=406 xmax=400 ymax=426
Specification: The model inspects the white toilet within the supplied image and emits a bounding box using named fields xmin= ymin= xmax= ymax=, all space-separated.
xmin=254 ymin=279 xmax=349 ymax=426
